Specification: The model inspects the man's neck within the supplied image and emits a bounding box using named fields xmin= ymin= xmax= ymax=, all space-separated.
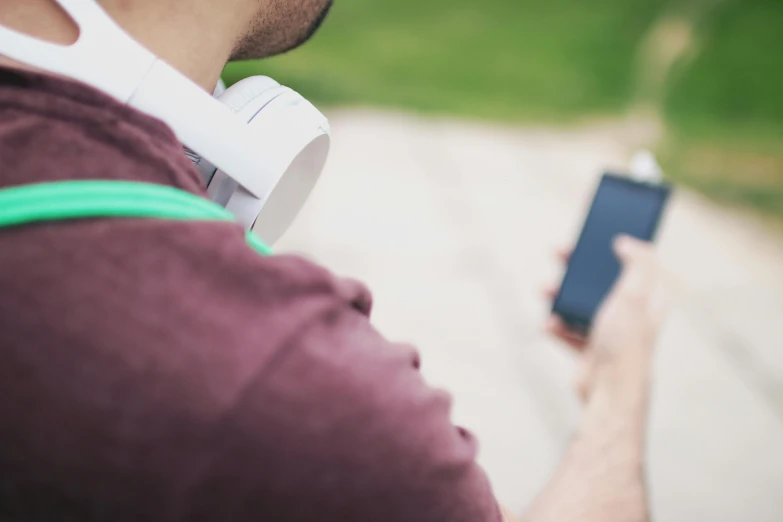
xmin=0 ymin=0 xmax=255 ymax=90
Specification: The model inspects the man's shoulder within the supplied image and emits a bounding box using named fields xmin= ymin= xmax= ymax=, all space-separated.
xmin=0 ymin=204 xmax=366 ymax=378
xmin=0 ymin=64 xmax=376 ymax=406
xmin=0 ymin=69 xmax=502 ymax=522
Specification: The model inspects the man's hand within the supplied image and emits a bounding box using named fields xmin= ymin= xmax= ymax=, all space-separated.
xmin=523 ymin=235 xmax=669 ymax=522
xmin=545 ymin=235 xmax=668 ymax=403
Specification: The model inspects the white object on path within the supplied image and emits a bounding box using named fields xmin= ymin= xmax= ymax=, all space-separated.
xmin=630 ymin=149 xmax=664 ymax=183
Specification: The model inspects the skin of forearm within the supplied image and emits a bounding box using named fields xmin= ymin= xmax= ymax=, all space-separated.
xmin=517 ymin=363 xmax=651 ymax=522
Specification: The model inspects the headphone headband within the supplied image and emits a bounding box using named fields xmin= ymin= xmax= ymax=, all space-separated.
xmin=0 ymin=0 xmax=153 ymax=101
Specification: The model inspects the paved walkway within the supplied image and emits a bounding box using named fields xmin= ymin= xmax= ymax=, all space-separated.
xmin=277 ymin=110 xmax=783 ymax=521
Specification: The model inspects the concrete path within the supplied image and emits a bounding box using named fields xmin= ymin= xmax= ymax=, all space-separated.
xmin=276 ymin=110 xmax=783 ymax=521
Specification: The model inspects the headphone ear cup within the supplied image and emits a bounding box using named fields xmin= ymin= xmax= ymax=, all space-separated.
xmin=207 ymin=76 xmax=330 ymax=245
xmin=217 ymin=76 xmax=282 ymax=112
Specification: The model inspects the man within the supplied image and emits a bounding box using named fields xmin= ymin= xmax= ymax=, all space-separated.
xmin=0 ymin=1 xmax=666 ymax=521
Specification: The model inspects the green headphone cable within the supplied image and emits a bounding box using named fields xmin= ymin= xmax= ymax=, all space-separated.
xmin=0 ymin=180 xmax=273 ymax=256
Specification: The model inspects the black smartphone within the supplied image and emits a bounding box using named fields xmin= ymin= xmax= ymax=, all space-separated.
xmin=552 ymin=172 xmax=672 ymax=334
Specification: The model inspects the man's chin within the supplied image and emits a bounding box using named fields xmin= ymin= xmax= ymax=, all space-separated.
xmin=229 ymin=0 xmax=334 ymax=62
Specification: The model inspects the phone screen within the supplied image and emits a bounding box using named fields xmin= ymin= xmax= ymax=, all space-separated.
xmin=552 ymin=173 xmax=671 ymax=332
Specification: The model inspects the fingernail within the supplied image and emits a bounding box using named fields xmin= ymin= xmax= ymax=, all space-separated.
xmin=614 ymin=234 xmax=636 ymax=255
xmin=613 ymin=235 xmax=627 ymax=254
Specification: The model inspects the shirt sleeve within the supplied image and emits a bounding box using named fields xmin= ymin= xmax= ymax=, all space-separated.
xmin=177 ymin=302 xmax=503 ymax=522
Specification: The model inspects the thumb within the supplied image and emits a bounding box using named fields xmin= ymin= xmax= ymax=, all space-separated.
xmin=612 ymin=234 xmax=649 ymax=265
xmin=612 ymin=235 xmax=657 ymax=297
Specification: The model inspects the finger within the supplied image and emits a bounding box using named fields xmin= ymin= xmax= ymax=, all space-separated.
xmin=613 ymin=235 xmax=658 ymax=295
xmin=542 ymin=283 xmax=560 ymax=301
xmin=545 ymin=315 xmax=588 ymax=350
xmin=613 ymin=235 xmax=653 ymax=265
xmin=555 ymin=247 xmax=572 ymax=263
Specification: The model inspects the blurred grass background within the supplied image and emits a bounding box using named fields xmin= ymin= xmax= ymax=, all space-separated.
xmin=224 ymin=0 xmax=783 ymax=220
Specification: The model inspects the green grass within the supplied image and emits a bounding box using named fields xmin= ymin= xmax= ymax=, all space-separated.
xmin=225 ymin=0 xmax=667 ymax=122
xmin=224 ymin=0 xmax=783 ymax=220
xmin=661 ymin=0 xmax=783 ymax=219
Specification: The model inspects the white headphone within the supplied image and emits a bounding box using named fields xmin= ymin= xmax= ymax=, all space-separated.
xmin=0 ymin=0 xmax=330 ymax=244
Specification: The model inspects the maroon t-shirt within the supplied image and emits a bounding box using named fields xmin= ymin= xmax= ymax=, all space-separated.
xmin=0 ymin=67 xmax=501 ymax=522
